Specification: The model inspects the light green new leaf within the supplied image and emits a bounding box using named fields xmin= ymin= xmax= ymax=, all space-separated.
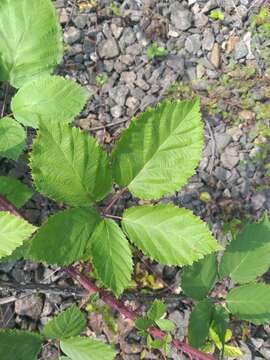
xmin=226 ymin=283 xmax=270 ymax=324
xmin=0 ymin=176 xmax=33 ymax=208
xmin=12 ymin=76 xmax=90 ymax=128
xmin=188 ymin=299 xmax=214 ymax=349
xmin=43 ymin=305 xmax=86 ymax=340
xmin=0 ymin=0 xmax=63 ymax=88
xmin=122 ymin=204 xmax=221 ymax=266
xmin=0 ymin=211 xmax=36 ymax=259
xmin=0 ymin=117 xmax=26 ymax=160
xmin=30 ymin=122 xmax=112 ymax=206
xmin=112 ymin=99 xmax=204 ymax=200
xmin=89 ymin=219 xmax=133 ymax=296
xmin=0 ymin=329 xmax=43 ymax=360
xmin=211 ymin=305 xmax=229 ymax=352
xmin=220 ymin=217 xmax=270 ymax=284
xmin=60 ymin=336 xmax=116 ymax=360
xmin=29 ymin=208 xmax=100 ymax=266
xmin=155 ymin=319 xmax=176 ymax=332
xmin=181 ymin=254 xmax=217 ymax=300
xmin=147 ymin=300 xmax=166 ymax=321
xmin=0 ymin=239 xmax=31 ymax=262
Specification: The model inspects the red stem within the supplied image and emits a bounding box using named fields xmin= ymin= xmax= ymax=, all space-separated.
xmin=67 ymin=266 xmax=214 ymax=360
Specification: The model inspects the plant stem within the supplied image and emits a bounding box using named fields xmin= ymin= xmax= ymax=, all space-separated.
xmin=67 ymin=266 xmax=214 ymax=360
xmin=103 ymin=187 xmax=128 ymax=214
xmin=103 ymin=214 xmax=122 ymax=220
xmin=0 ymin=195 xmax=24 ymax=219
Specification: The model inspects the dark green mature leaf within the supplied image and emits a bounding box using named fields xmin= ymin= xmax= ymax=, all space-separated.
xmin=0 ymin=212 xmax=36 ymax=259
xmin=30 ymin=122 xmax=112 ymax=206
xmin=12 ymin=76 xmax=90 ymax=128
xmin=181 ymin=254 xmax=217 ymax=300
xmin=188 ymin=299 xmax=214 ymax=349
xmin=211 ymin=305 xmax=229 ymax=352
xmin=135 ymin=316 xmax=154 ymax=331
xmin=89 ymin=219 xmax=133 ymax=296
xmin=147 ymin=300 xmax=166 ymax=321
xmin=0 ymin=329 xmax=42 ymax=360
xmin=60 ymin=336 xmax=116 ymax=360
xmin=220 ymin=217 xmax=270 ymax=284
xmin=112 ymin=99 xmax=204 ymax=200
xmin=226 ymin=283 xmax=270 ymax=325
xmin=0 ymin=176 xmax=33 ymax=208
xmin=0 ymin=117 xmax=26 ymax=160
xmin=29 ymin=208 xmax=100 ymax=266
xmin=0 ymin=0 xmax=63 ymax=88
xmin=43 ymin=305 xmax=86 ymax=340
xmin=122 ymin=204 xmax=221 ymax=266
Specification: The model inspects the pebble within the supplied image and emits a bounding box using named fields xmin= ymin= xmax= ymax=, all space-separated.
xmin=185 ymin=34 xmax=201 ymax=54
xmin=64 ymin=27 xmax=81 ymax=44
xmin=98 ymin=38 xmax=119 ymax=59
xmin=15 ymin=295 xmax=44 ymax=320
xmin=210 ymin=43 xmax=221 ymax=68
xmin=203 ymin=29 xmax=215 ymax=51
xmin=234 ymin=40 xmax=248 ymax=60
xmin=170 ymin=3 xmax=192 ymax=31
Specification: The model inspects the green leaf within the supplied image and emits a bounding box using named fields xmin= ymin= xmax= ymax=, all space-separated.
xmin=29 ymin=207 xmax=100 ymax=266
xmin=0 ymin=117 xmax=26 ymax=160
xmin=89 ymin=219 xmax=133 ymax=296
xmin=188 ymin=299 xmax=214 ymax=349
xmin=0 ymin=239 xmax=31 ymax=262
xmin=0 ymin=0 xmax=63 ymax=88
xmin=60 ymin=336 xmax=116 ymax=360
xmin=211 ymin=305 xmax=229 ymax=352
xmin=147 ymin=300 xmax=166 ymax=321
xmin=0 ymin=176 xmax=32 ymax=208
xmin=12 ymin=76 xmax=90 ymax=128
xmin=226 ymin=283 xmax=270 ymax=325
xmin=155 ymin=319 xmax=176 ymax=332
xmin=0 ymin=329 xmax=42 ymax=360
xmin=122 ymin=204 xmax=221 ymax=266
xmin=30 ymin=122 xmax=112 ymax=206
xmin=181 ymin=254 xmax=217 ymax=300
xmin=43 ymin=305 xmax=86 ymax=340
xmin=135 ymin=316 xmax=154 ymax=331
xmin=0 ymin=211 xmax=36 ymax=259
xmin=223 ymin=345 xmax=243 ymax=357
xmin=112 ymin=99 xmax=203 ymax=200
xmin=219 ymin=217 xmax=270 ymax=284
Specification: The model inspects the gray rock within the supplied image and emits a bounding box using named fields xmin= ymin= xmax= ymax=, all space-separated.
xmin=185 ymin=34 xmax=201 ymax=54
xmin=166 ymin=56 xmax=185 ymax=73
xmin=170 ymin=3 xmax=192 ymax=31
xmin=194 ymin=13 xmax=208 ymax=27
xmin=220 ymin=147 xmax=240 ymax=169
xmin=98 ymin=38 xmax=119 ymax=59
xmin=83 ymin=38 xmax=95 ymax=55
xmin=202 ymin=29 xmax=215 ymax=51
xmin=140 ymin=95 xmax=156 ymax=110
xmin=214 ymin=167 xmax=231 ymax=182
xmin=111 ymin=105 xmax=123 ymax=118
xmin=15 ymin=295 xmax=44 ymax=320
xmin=126 ymin=96 xmax=140 ymax=110
xmin=251 ymin=193 xmax=266 ymax=210
xmin=234 ymin=40 xmax=248 ymax=60
xmin=120 ymin=28 xmax=136 ymax=46
xmin=202 ymin=0 xmax=218 ymax=13
xmin=215 ymin=133 xmax=232 ymax=152
xmin=64 ymin=27 xmax=81 ymax=45
xmin=73 ymin=15 xmax=88 ymax=29
xmin=110 ymin=85 xmax=129 ymax=106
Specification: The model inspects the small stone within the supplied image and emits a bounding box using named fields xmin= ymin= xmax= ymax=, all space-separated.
xmin=203 ymin=29 xmax=215 ymax=51
xmin=64 ymin=27 xmax=81 ymax=45
xmin=214 ymin=167 xmax=231 ymax=182
xmin=166 ymin=55 xmax=185 ymax=73
xmin=226 ymin=36 xmax=240 ymax=54
xmin=202 ymin=0 xmax=218 ymax=13
xmin=83 ymin=38 xmax=95 ymax=55
xmin=185 ymin=34 xmax=201 ymax=54
xmin=120 ymin=71 xmax=136 ymax=84
xmin=110 ymin=23 xmax=123 ymax=39
xmin=196 ymin=63 xmax=205 ymax=79
xmin=251 ymin=193 xmax=266 ymax=210
xmin=119 ymin=54 xmax=133 ymax=65
xmin=59 ymin=9 xmax=68 ymax=24
xmin=215 ymin=133 xmax=232 ymax=152
xmin=170 ymin=3 xmax=192 ymax=31
xmin=73 ymin=14 xmax=88 ymax=29
xmin=98 ymin=38 xmax=119 ymax=59
xmin=110 ymin=85 xmax=129 ymax=106
xmin=194 ymin=13 xmax=208 ymax=27
xmin=210 ymin=43 xmax=221 ymax=68
xmin=238 ymin=110 xmax=255 ymax=122
xmin=110 ymin=105 xmax=123 ymax=118
xmin=220 ymin=148 xmax=240 ymax=169
xmin=126 ymin=97 xmax=140 ymax=110
xmin=140 ymin=95 xmax=156 ymax=110
xmin=15 ymin=295 xmax=44 ymax=320
xmin=234 ymin=40 xmax=248 ymax=60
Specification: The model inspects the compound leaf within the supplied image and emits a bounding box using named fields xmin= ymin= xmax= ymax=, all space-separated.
xmin=30 ymin=122 xmax=112 ymax=206
xmin=89 ymin=219 xmax=133 ymax=296
xmin=112 ymin=99 xmax=203 ymax=200
xmin=0 ymin=176 xmax=32 ymax=208
xmin=0 ymin=117 xmax=26 ymax=160
xmin=43 ymin=305 xmax=86 ymax=340
xmin=226 ymin=283 xmax=270 ymax=325
xmin=188 ymin=299 xmax=214 ymax=349
xmin=181 ymin=254 xmax=217 ymax=300
xmin=12 ymin=76 xmax=90 ymax=128
xmin=0 ymin=329 xmax=42 ymax=360
xmin=60 ymin=336 xmax=116 ymax=360
xmin=0 ymin=0 xmax=63 ymax=88
xmin=122 ymin=204 xmax=221 ymax=266
xmin=220 ymin=217 xmax=270 ymax=284
xmin=29 ymin=207 xmax=100 ymax=266
xmin=0 ymin=211 xmax=36 ymax=259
